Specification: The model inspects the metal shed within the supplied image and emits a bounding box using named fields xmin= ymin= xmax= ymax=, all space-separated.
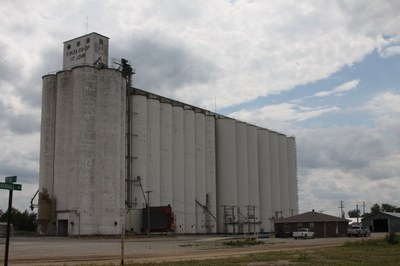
xmin=274 ymin=211 xmax=349 ymax=238
xmin=362 ymin=212 xmax=400 ymax=233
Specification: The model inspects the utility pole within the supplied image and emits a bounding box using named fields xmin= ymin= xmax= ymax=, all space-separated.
xmin=339 ymin=201 xmax=345 ymax=218
xmin=363 ymin=201 xmax=366 ymax=216
xmin=356 ymin=204 xmax=359 ymax=224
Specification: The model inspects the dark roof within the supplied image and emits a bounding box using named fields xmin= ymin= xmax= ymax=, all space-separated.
xmin=275 ymin=211 xmax=349 ymax=223
xmin=362 ymin=212 xmax=400 ymax=220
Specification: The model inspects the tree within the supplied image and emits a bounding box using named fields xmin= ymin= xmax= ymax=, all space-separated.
xmin=348 ymin=209 xmax=361 ymax=218
xmin=381 ymin=203 xmax=396 ymax=212
xmin=370 ymin=203 xmax=381 ymax=214
xmin=0 ymin=208 xmax=36 ymax=232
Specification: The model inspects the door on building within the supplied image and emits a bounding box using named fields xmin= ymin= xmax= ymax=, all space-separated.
xmin=373 ymin=219 xmax=389 ymax=232
xmin=58 ymin=219 xmax=69 ymax=236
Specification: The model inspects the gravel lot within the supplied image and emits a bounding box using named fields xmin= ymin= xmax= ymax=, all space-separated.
xmin=0 ymin=233 xmax=385 ymax=265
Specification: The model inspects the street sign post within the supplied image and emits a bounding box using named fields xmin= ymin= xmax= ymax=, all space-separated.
xmin=1 ymin=176 xmax=22 ymax=266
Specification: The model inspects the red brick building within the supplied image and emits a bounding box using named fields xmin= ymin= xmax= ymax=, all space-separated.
xmin=274 ymin=211 xmax=349 ymax=238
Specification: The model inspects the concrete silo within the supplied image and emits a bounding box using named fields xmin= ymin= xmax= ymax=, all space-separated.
xmin=195 ymin=112 xmax=207 ymax=233
xmin=184 ymin=109 xmax=196 ymax=234
xmin=287 ymin=137 xmax=299 ymax=215
xmin=278 ymin=134 xmax=290 ymax=218
xmin=39 ymin=66 xmax=126 ymax=236
xmin=205 ymin=115 xmax=217 ymax=233
xmin=216 ymin=118 xmax=238 ymax=233
xmin=247 ymin=125 xmax=260 ymax=233
xmin=269 ymin=131 xmax=281 ymax=220
xmin=146 ymin=99 xmax=161 ymax=206
xmin=235 ymin=122 xmax=249 ymax=233
xmin=160 ymin=102 xmax=173 ymax=206
xmin=257 ymin=129 xmax=272 ymax=233
xmin=172 ymin=105 xmax=185 ymax=233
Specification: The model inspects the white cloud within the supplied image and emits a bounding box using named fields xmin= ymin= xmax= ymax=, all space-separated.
xmin=229 ymin=103 xmax=339 ymax=134
xmin=314 ymin=79 xmax=359 ymax=97
xmin=366 ymin=91 xmax=400 ymax=114
xmin=297 ymin=126 xmax=400 ymax=215
xmin=379 ymin=45 xmax=400 ymax=58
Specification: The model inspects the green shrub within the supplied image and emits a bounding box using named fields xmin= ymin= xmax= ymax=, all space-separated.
xmin=386 ymin=231 xmax=400 ymax=245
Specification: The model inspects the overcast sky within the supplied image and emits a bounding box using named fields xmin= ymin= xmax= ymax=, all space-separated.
xmin=1 ymin=0 xmax=399 ymax=217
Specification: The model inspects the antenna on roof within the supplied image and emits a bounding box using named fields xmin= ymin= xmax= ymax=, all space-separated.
xmin=85 ymin=16 xmax=89 ymax=34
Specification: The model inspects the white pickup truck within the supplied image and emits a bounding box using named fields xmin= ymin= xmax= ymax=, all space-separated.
xmin=347 ymin=225 xmax=370 ymax=237
xmin=293 ymin=228 xmax=315 ymax=239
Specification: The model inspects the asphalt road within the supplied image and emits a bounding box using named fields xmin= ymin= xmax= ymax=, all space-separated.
xmin=0 ymin=233 xmax=386 ymax=265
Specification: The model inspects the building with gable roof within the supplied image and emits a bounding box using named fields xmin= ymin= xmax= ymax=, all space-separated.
xmin=274 ymin=210 xmax=349 ymax=238
xmin=362 ymin=212 xmax=400 ymax=232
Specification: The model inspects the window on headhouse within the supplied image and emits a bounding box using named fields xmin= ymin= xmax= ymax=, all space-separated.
xmin=77 ymin=41 xmax=80 ymax=47
xmin=99 ymin=39 xmax=103 ymax=45
xmin=86 ymin=38 xmax=90 ymax=43
xmin=67 ymin=44 xmax=71 ymax=50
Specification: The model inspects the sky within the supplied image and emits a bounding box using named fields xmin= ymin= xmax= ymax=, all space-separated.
xmin=0 ymin=0 xmax=399 ymax=218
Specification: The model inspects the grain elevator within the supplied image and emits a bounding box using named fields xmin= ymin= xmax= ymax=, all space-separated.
xmin=38 ymin=32 xmax=298 ymax=236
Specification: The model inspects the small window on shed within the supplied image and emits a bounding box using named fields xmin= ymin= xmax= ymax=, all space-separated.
xmin=77 ymin=41 xmax=81 ymax=47
xmin=86 ymin=38 xmax=90 ymax=43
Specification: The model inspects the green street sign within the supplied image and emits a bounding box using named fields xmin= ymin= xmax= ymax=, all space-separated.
xmin=5 ymin=176 xmax=17 ymax=183
xmin=0 ymin=182 xmax=22 ymax=191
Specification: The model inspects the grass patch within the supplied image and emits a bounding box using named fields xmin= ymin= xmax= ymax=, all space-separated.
xmin=223 ymin=237 xmax=263 ymax=247
xmin=73 ymin=236 xmax=400 ymax=266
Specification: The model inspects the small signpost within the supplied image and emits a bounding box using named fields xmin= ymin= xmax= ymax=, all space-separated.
xmin=1 ymin=176 xmax=22 ymax=266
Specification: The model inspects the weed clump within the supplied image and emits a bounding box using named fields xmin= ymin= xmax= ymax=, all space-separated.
xmin=386 ymin=231 xmax=400 ymax=245
xmin=223 ymin=237 xmax=263 ymax=247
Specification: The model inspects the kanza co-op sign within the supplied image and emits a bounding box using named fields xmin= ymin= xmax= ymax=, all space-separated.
xmin=66 ymin=44 xmax=90 ymax=64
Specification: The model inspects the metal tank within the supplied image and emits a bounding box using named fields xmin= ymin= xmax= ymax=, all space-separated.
xmin=184 ymin=109 xmax=196 ymax=234
xmin=257 ymin=129 xmax=272 ymax=233
xmin=172 ymin=105 xmax=185 ymax=233
xmin=195 ymin=112 xmax=207 ymax=233
xmin=126 ymin=94 xmax=147 ymax=233
xmin=205 ymin=115 xmax=217 ymax=233
xmin=235 ymin=122 xmax=249 ymax=233
xmin=160 ymin=102 xmax=173 ymax=206
xmin=216 ymin=118 xmax=237 ymax=233
xmin=278 ymin=134 xmax=289 ymax=218
xmin=268 ymin=131 xmax=281 ymax=221
xmin=287 ymin=137 xmax=298 ymax=215
xmin=146 ymin=99 xmax=161 ymax=207
xmin=247 ymin=125 xmax=260 ymax=233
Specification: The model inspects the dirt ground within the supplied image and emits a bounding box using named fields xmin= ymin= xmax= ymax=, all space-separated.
xmin=0 ymin=233 xmax=385 ymax=265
